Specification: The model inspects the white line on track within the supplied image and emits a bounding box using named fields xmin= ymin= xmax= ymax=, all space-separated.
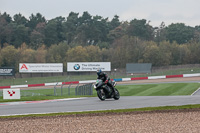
xmin=191 ymin=88 xmax=200 ymax=96
xmin=0 ymin=97 xmax=88 ymax=106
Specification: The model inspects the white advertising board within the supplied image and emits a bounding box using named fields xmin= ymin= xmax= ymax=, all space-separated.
xmin=67 ymin=62 xmax=111 ymax=72
xmin=19 ymin=63 xmax=63 ymax=73
xmin=3 ymin=89 xmax=20 ymax=99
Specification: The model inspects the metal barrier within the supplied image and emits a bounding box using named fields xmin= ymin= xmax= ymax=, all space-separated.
xmin=54 ymin=82 xmax=74 ymax=96
xmin=61 ymin=83 xmax=73 ymax=96
xmin=75 ymin=83 xmax=93 ymax=96
xmin=54 ymin=83 xmax=93 ymax=96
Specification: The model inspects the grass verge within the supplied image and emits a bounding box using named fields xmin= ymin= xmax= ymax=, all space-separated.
xmin=118 ymin=83 xmax=200 ymax=96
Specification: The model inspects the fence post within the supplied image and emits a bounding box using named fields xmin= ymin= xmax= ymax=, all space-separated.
xmin=90 ymin=83 xmax=93 ymax=95
xmin=61 ymin=83 xmax=63 ymax=96
xmin=68 ymin=83 xmax=72 ymax=96
xmin=54 ymin=82 xmax=58 ymax=96
xmin=75 ymin=84 xmax=79 ymax=96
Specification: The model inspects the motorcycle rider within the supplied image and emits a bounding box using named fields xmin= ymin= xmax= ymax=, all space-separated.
xmin=96 ymin=69 xmax=117 ymax=94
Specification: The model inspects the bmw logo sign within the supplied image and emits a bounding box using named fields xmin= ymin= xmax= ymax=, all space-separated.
xmin=74 ymin=64 xmax=80 ymax=70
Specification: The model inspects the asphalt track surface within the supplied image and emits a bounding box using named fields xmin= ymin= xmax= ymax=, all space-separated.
xmin=1 ymin=80 xmax=200 ymax=116
xmin=1 ymin=96 xmax=200 ymax=116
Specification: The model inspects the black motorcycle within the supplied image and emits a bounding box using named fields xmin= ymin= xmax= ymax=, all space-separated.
xmin=94 ymin=79 xmax=120 ymax=101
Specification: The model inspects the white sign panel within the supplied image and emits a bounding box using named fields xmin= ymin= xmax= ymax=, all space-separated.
xmin=3 ymin=89 xmax=21 ymax=99
xmin=67 ymin=62 xmax=111 ymax=72
xmin=19 ymin=63 xmax=63 ymax=73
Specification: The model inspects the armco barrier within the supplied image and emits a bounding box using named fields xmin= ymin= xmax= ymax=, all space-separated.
xmin=28 ymin=83 xmax=45 ymax=87
xmin=11 ymin=85 xmax=28 ymax=88
xmin=0 ymin=86 xmax=10 ymax=89
xmin=166 ymin=74 xmax=183 ymax=78
xmin=62 ymin=81 xmax=79 ymax=85
xmin=148 ymin=76 xmax=166 ymax=80
xmin=0 ymin=73 xmax=200 ymax=89
xmin=183 ymin=73 xmax=200 ymax=78
xmin=113 ymin=78 xmax=122 ymax=82
xmin=131 ymin=77 xmax=148 ymax=80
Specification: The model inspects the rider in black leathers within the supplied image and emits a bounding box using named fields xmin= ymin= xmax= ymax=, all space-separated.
xmin=97 ymin=69 xmax=116 ymax=94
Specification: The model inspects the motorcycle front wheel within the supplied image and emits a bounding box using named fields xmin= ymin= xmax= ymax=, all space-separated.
xmin=113 ymin=89 xmax=120 ymax=100
xmin=97 ymin=89 xmax=106 ymax=101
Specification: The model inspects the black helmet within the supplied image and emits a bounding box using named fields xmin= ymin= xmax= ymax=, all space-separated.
xmin=97 ymin=69 xmax=102 ymax=76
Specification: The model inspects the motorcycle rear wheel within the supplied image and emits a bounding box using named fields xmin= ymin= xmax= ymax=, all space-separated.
xmin=97 ymin=89 xmax=106 ymax=101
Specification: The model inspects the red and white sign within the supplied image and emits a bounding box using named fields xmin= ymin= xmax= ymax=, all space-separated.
xmin=20 ymin=64 xmax=28 ymax=70
xmin=3 ymin=89 xmax=20 ymax=99
xmin=19 ymin=63 xmax=63 ymax=73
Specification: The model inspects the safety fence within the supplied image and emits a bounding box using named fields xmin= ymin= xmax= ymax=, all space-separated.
xmin=75 ymin=83 xmax=93 ymax=96
xmin=54 ymin=83 xmax=94 ymax=96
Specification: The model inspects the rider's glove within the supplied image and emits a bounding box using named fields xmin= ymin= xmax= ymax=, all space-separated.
xmin=105 ymin=80 xmax=108 ymax=84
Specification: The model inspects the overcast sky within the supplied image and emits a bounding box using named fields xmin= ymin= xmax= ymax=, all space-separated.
xmin=0 ymin=0 xmax=200 ymax=27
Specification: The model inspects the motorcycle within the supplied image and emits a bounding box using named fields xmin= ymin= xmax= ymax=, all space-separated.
xmin=94 ymin=79 xmax=120 ymax=101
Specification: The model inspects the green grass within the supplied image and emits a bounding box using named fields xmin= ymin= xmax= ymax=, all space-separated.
xmin=0 ymin=83 xmax=199 ymax=102
xmin=0 ymin=87 xmax=96 ymax=102
xmin=138 ymin=67 xmax=200 ymax=77
xmin=117 ymin=83 xmax=200 ymax=96
xmin=0 ymin=75 xmax=98 ymax=86
xmin=0 ymin=104 xmax=200 ymax=119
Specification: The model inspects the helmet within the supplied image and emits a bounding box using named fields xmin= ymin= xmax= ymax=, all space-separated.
xmin=97 ymin=69 xmax=102 ymax=76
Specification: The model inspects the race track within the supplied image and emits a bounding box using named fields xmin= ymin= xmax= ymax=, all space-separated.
xmin=1 ymin=95 xmax=200 ymax=116
xmin=1 ymin=78 xmax=200 ymax=116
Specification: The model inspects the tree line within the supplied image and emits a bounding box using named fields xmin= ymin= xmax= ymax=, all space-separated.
xmin=0 ymin=11 xmax=200 ymax=71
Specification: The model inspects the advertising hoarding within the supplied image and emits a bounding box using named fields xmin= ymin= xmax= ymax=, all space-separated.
xmin=19 ymin=63 xmax=63 ymax=73
xmin=67 ymin=62 xmax=111 ymax=72
xmin=0 ymin=68 xmax=15 ymax=76
xmin=3 ymin=89 xmax=20 ymax=99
